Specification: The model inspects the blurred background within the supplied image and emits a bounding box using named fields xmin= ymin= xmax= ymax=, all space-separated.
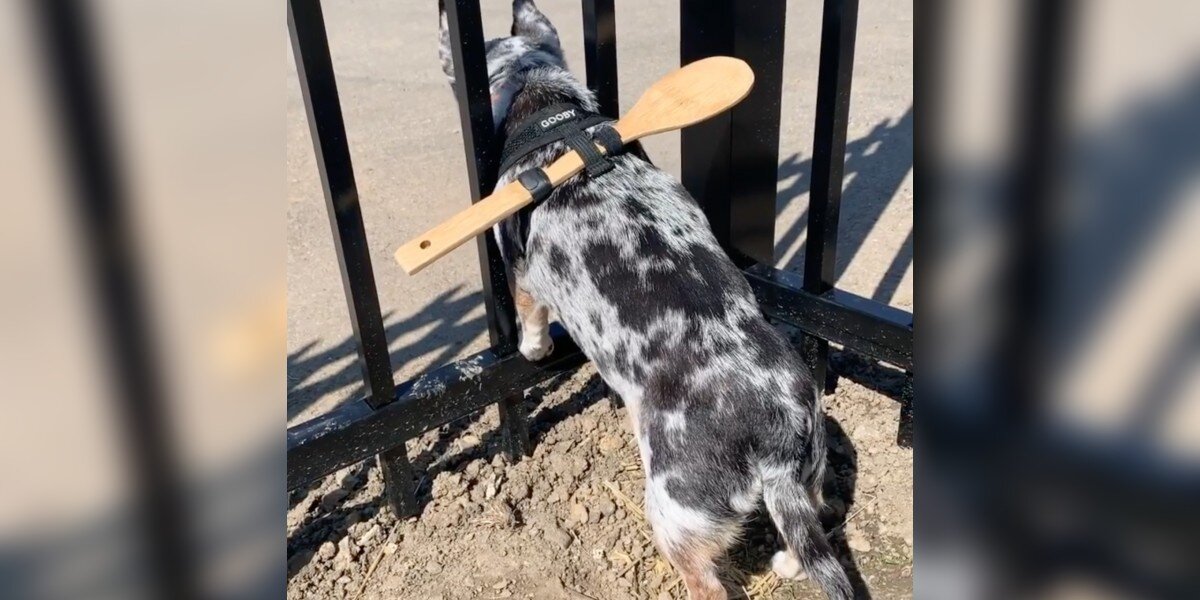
xmin=0 ymin=0 xmax=1195 ymax=598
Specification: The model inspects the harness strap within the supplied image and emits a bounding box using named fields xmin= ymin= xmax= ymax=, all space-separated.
xmin=564 ymin=126 xmax=613 ymax=178
xmin=517 ymin=169 xmax=553 ymax=203
xmin=592 ymin=125 xmax=624 ymax=156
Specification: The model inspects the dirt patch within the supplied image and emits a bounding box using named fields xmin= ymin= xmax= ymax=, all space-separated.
xmin=287 ymin=348 xmax=912 ymax=600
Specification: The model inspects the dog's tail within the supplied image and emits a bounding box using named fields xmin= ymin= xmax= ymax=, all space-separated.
xmin=763 ymin=467 xmax=854 ymax=600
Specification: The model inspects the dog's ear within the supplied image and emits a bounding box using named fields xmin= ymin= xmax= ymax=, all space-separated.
xmin=437 ymin=0 xmax=456 ymax=86
xmin=511 ymin=0 xmax=561 ymax=52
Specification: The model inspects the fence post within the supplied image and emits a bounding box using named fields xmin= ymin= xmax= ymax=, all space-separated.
xmin=442 ymin=0 xmax=531 ymax=459
xmin=680 ymin=0 xmax=785 ymax=266
xmin=803 ymin=0 xmax=860 ymax=393
xmin=288 ymin=0 xmax=419 ymax=516
xmin=32 ymin=2 xmax=197 ymax=596
xmin=582 ymin=0 xmax=619 ymax=117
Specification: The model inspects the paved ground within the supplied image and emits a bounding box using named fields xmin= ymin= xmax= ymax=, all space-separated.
xmin=287 ymin=0 xmax=912 ymax=424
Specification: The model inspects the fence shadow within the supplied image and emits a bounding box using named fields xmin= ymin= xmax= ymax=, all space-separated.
xmin=773 ymin=105 xmax=914 ymax=306
xmin=287 ymin=285 xmax=487 ymax=421
xmin=285 ymin=369 xmax=604 ymax=581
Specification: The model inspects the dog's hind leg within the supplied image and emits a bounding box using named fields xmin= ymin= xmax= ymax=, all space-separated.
xmin=513 ymin=285 xmax=553 ymax=361
xmin=645 ymin=478 xmax=732 ymax=600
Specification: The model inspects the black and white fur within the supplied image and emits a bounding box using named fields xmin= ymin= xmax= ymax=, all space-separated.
xmin=438 ymin=3 xmax=853 ymax=598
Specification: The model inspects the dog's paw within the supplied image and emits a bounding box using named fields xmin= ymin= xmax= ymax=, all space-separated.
xmin=519 ymin=333 xmax=554 ymax=361
xmin=771 ymin=551 xmax=806 ymax=580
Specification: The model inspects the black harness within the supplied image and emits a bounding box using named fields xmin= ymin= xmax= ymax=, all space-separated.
xmin=499 ymin=102 xmax=624 ymax=203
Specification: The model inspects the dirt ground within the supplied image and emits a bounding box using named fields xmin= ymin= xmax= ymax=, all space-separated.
xmin=287 ymin=0 xmax=912 ymax=598
xmin=286 ymin=339 xmax=912 ymax=600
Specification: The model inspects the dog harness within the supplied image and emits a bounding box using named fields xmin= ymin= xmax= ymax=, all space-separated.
xmin=499 ymin=102 xmax=624 ymax=203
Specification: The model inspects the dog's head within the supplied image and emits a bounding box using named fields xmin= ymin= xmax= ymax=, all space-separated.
xmin=438 ymin=0 xmax=566 ymax=127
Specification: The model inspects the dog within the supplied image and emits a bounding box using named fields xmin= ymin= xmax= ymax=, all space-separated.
xmin=436 ymin=2 xmax=853 ymax=598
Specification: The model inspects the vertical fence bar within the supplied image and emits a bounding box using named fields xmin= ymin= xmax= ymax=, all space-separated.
xmin=1003 ymin=0 xmax=1072 ymax=421
xmin=581 ymin=0 xmax=619 ymax=117
xmin=802 ymin=0 xmax=859 ymax=392
xmin=729 ymin=0 xmax=786 ymax=264
xmin=442 ymin=0 xmax=531 ymax=458
xmin=288 ymin=0 xmax=418 ymax=515
xmin=680 ymin=0 xmax=784 ymax=265
xmin=31 ymin=2 xmax=196 ymax=596
xmin=681 ymin=0 xmax=735 ymax=250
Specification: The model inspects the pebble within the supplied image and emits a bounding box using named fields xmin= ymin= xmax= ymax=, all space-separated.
xmin=598 ymin=435 xmax=624 ymax=453
xmin=317 ymin=541 xmax=337 ymax=561
xmin=847 ymin=530 xmax=872 ymax=553
xmin=597 ymin=498 xmax=616 ymax=518
xmin=425 ymin=562 xmax=443 ymax=574
xmin=358 ymin=524 xmax=382 ymax=545
xmin=545 ymin=524 xmax=573 ymax=549
xmin=578 ymin=416 xmax=599 ymax=433
xmin=570 ymin=503 xmax=589 ymax=525
xmin=507 ymin=482 xmax=531 ymax=501
xmin=338 ymin=537 xmax=360 ymax=560
xmin=320 ymin=489 xmax=350 ymax=511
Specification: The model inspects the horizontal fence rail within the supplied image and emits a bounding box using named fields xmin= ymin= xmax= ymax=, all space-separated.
xmin=288 ymin=327 xmax=585 ymax=490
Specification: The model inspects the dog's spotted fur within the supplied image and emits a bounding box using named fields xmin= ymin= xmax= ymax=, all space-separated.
xmin=438 ymin=2 xmax=853 ymax=598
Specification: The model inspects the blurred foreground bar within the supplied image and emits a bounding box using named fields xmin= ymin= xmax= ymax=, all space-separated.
xmin=920 ymin=0 xmax=1200 ymax=597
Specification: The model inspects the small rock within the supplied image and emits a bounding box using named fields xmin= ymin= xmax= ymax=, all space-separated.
xmin=570 ymin=503 xmax=589 ymax=525
xmin=333 ymin=539 xmax=357 ymax=571
xmin=545 ymin=524 xmax=573 ymax=549
xmin=320 ymin=489 xmax=350 ymax=511
xmin=317 ymin=541 xmax=337 ymax=561
xmin=847 ymin=530 xmax=872 ymax=553
xmin=579 ymin=416 xmax=599 ymax=433
xmin=425 ymin=561 xmax=443 ymax=574
xmin=569 ymin=457 xmax=589 ymax=478
xmin=507 ymin=482 xmax=530 ymax=501
xmin=338 ymin=537 xmax=360 ymax=560
xmin=598 ymin=435 xmax=624 ymax=453
xmin=347 ymin=521 xmax=369 ymax=539
xmin=597 ymin=498 xmax=616 ymax=518
xmin=358 ymin=524 xmax=382 ymax=545
xmin=383 ymin=542 xmax=399 ymax=555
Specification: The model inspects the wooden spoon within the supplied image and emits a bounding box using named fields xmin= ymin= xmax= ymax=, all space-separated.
xmin=395 ymin=56 xmax=754 ymax=274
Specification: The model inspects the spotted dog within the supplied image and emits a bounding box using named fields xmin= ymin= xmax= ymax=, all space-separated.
xmin=436 ymin=2 xmax=852 ymax=598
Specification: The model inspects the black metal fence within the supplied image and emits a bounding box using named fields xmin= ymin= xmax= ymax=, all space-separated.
xmin=286 ymin=0 xmax=913 ymax=517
